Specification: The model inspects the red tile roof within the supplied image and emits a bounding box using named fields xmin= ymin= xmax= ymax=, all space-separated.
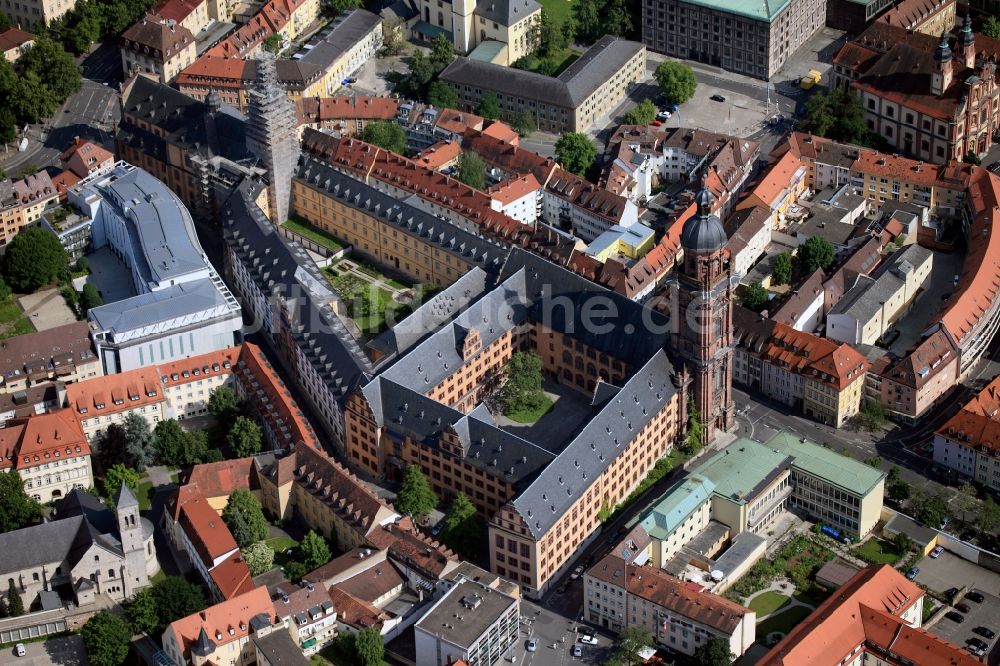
xmin=122 ymin=15 xmax=195 ymax=57
xmin=66 ymin=366 xmax=162 ymax=417
xmin=0 ymin=410 xmax=89 ymax=473
xmin=178 ymin=495 xmax=239 ymax=567
xmin=764 ymin=322 xmax=868 ymax=390
xmin=488 ymin=173 xmax=541 ymax=206
xmin=185 ymin=457 xmax=260 ymax=499
xmin=762 ymin=565 xmax=973 ymax=666
xmin=326 ymin=587 xmax=387 ymax=629
xmin=167 ymin=587 xmax=275 ymax=660
xmin=237 ymin=342 xmax=319 ymax=451
xmin=295 ymin=96 xmax=400 ymax=126
xmin=151 ymin=0 xmax=204 ymax=24
xmin=0 ymin=27 xmax=33 ymax=52
xmin=415 ymin=140 xmax=462 ymax=170
xmin=937 ymin=374 xmax=1000 ymax=453
xmin=210 ymin=552 xmax=255 ymax=600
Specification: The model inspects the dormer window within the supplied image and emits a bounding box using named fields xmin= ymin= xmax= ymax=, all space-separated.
xmin=95 ymin=403 xmax=105 ymax=409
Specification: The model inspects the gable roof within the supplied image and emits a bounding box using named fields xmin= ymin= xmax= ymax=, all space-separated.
xmin=167 ymin=587 xmax=275 ymax=659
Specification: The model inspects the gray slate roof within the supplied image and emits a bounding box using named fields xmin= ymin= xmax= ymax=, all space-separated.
xmin=0 ymin=516 xmax=117 ymax=576
xmin=88 ymin=278 xmax=238 ymax=336
xmin=301 ymin=9 xmax=381 ymax=71
xmin=512 ymin=350 xmax=678 ymax=538
xmin=115 ymin=482 xmax=139 ymax=509
xmin=440 ymin=36 xmax=644 ymax=108
xmin=475 ymin=0 xmax=540 ymax=26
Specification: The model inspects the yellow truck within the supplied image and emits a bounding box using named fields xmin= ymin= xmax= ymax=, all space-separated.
xmin=800 ymin=69 xmax=822 ymax=90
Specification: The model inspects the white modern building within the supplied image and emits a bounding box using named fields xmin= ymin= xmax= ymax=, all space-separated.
xmin=66 ymin=163 xmax=242 ymax=373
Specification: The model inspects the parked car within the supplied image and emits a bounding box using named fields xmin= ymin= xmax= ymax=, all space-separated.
xmin=956 ymin=602 xmax=971 ymax=613
xmin=656 ymin=110 xmax=671 ymax=120
xmin=665 ymin=102 xmax=680 ymax=112
xmin=579 ymin=635 xmax=599 ymax=645
xmin=946 ymin=611 xmax=966 ymax=623
xmin=572 ymin=645 xmax=583 ymax=657
xmin=966 ymin=591 xmax=985 ymax=603
xmin=570 ymin=565 xmax=584 ymax=580
xmin=15 ymin=644 xmax=24 ymax=657
xmin=710 ymin=94 xmax=727 ymax=102
xmin=526 ymin=639 xmax=537 ymax=652
xmin=968 ymin=637 xmax=988 ymax=651
xmin=905 ymin=567 xmax=919 ymax=580
xmin=929 ymin=546 xmax=944 ymax=558
xmin=973 ymin=626 xmax=996 ymax=639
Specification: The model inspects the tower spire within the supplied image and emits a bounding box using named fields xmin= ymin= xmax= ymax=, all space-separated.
xmin=245 ymin=50 xmax=300 ymax=224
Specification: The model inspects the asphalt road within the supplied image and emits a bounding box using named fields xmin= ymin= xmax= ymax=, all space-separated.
xmin=1 ymin=43 xmax=120 ymax=176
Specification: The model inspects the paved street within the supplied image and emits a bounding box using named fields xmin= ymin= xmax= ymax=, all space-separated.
xmin=0 ymin=635 xmax=85 ymax=666
xmin=1 ymin=44 xmax=120 ymax=176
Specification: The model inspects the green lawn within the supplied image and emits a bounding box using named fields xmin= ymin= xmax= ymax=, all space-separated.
xmin=748 ymin=591 xmax=791 ymax=616
xmin=326 ymin=270 xmax=397 ymax=336
xmin=0 ymin=298 xmax=33 ymax=339
xmin=136 ymin=481 xmax=154 ymax=511
xmin=504 ymin=395 xmax=554 ymax=423
xmin=756 ymin=605 xmax=813 ymax=640
xmin=855 ymin=538 xmax=904 ymax=565
xmin=283 ymin=217 xmax=344 ymax=252
xmin=266 ymin=536 xmax=299 ymax=553
xmin=537 ymin=0 xmax=571 ymax=23
xmin=150 ymin=569 xmax=168 ymax=586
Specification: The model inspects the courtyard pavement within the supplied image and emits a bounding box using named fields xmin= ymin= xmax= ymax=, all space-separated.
xmin=494 ymin=380 xmax=593 ymax=454
xmin=0 ymin=635 xmax=85 ymax=666
xmin=80 ymin=247 xmax=136 ymax=304
xmin=915 ymin=551 xmax=1000 ymax=596
xmin=17 ymin=288 xmax=76 ymax=331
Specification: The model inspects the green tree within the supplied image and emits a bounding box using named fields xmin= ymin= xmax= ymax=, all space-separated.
xmin=501 ymin=351 xmax=546 ymax=413
xmin=798 ymin=236 xmax=835 ymax=274
xmin=406 ymin=49 xmax=435 ymax=90
xmin=654 ymin=61 xmax=697 ymax=105
xmin=572 ymin=0 xmax=601 ymax=43
xmin=81 ymin=611 xmax=132 ymax=666
xmin=154 ymin=419 xmax=208 ymax=468
xmin=18 ymin=34 xmax=81 ymax=100
xmin=605 ymin=0 xmax=633 ymax=37
xmin=555 ymin=132 xmax=596 ymax=176
xmin=123 ymin=411 xmax=154 ymax=471
xmin=125 ymin=589 xmax=159 ymax=635
xmin=2 ymin=227 xmax=69 ymax=292
xmin=263 ymin=33 xmax=282 ymax=53
xmin=0 ymin=11 xmax=9 ymax=29
xmin=6 ymin=579 xmax=23 ymax=617
xmin=477 ymin=93 xmax=501 ymax=120
xmin=243 ymin=541 xmax=275 ymax=576
xmin=684 ymin=398 xmax=702 ymax=454
xmin=151 ymin=576 xmax=207 ymax=628
xmin=614 ymin=626 xmax=653 ymax=666
xmin=429 ymin=33 xmax=454 ymax=70
xmin=362 ymin=120 xmax=407 ymax=155
xmin=227 ymin=416 xmax=263 ymax=458
xmin=0 ymin=470 xmax=41 ymax=534
xmin=954 ymin=482 xmax=978 ymax=524
xmin=983 ymin=15 xmax=1000 ymax=38
xmin=427 ymin=80 xmax=458 ymax=108
xmin=284 ymin=560 xmax=308 ymax=582
xmin=299 ymin=529 xmax=332 ymax=570
xmin=694 ymin=636 xmax=733 ymax=666
xmin=886 ymin=466 xmax=911 ymax=503
xmin=892 ymin=531 xmax=912 ymax=555
xmin=598 ymin=499 xmax=613 ymax=523
xmin=208 ymin=385 xmax=241 ymax=422
xmin=95 ymin=424 xmax=128 ymax=476
xmin=537 ymin=8 xmax=568 ymax=57
xmin=103 ymin=464 xmax=140 ymax=504
xmin=510 ymin=109 xmax=536 ymax=137
xmin=910 ymin=489 xmax=949 ymax=528
xmin=863 ymin=456 xmax=883 ymax=468
xmin=802 ymin=89 xmax=868 ymax=144
xmin=964 ymin=150 xmax=982 ymax=166
xmin=441 ymin=493 xmax=483 ymax=558
xmin=740 ymin=282 xmax=768 ymax=312
xmin=858 ymin=400 xmax=889 ymax=432
xmin=976 ymin=497 xmax=1000 ymax=533
xmin=78 ymin=283 xmax=102 ymax=313
xmin=455 ymin=151 xmax=486 ymax=190
xmin=772 ymin=252 xmax=792 ymax=285
xmin=395 ymin=464 xmax=438 ymax=519
xmin=380 ymin=17 xmax=407 ymax=56
xmin=355 ymin=625 xmax=385 ymax=666
xmin=222 ymin=489 xmax=269 ymax=548
xmin=327 ymin=0 xmax=362 ymax=13
xmin=623 ymin=99 xmax=657 ymax=125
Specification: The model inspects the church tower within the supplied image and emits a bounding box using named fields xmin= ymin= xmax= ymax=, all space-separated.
xmin=452 ymin=0 xmax=476 ymax=55
xmin=960 ymin=13 xmax=976 ymax=69
xmin=115 ymin=483 xmax=149 ymax=598
xmin=669 ymin=183 xmax=735 ymax=444
xmin=246 ymin=51 xmax=300 ymax=223
xmin=931 ymin=32 xmax=953 ymax=97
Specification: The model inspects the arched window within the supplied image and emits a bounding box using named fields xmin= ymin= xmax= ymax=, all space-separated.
xmin=574 ymin=357 xmax=584 ymax=370
xmin=562 ymin=350 xmax=572 ymax=364
xmin=587 ymin=363 xmax=597 ymax=377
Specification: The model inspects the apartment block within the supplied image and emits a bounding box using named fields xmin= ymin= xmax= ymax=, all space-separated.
xmin=641 ymin=0 xmax=825 ymax=80
xmin=162 ymin=587 xmax=277 ymax=666
xmin=440 ymin=36 xmax=646 ymax=133
xmin=585 ymin=555 xmax=755 ymax=658
xmin=934 ymin=374 xmax=1000 ymax=492
xmin=0 ymin=321 xmax=101 ymax=395
xmin=0 ymin=409 xmax=93 ymax=503
xmin=120 ymin=15 xmax=196 ymax=84
xmin=1 ymin=0 xmax=76 ymax=29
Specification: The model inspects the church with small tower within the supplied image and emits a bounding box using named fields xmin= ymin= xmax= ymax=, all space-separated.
xmin=411 ymin=0 xmax=541 ymax=65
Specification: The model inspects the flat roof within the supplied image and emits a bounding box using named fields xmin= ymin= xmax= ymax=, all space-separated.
xmin=766 ymin=432 xmax=885 ymax=496
xmin=415 ymin=578 xmax=517 ymax=649
xmin=693 ymin=438 xmax=793 ymax=503
xmin=676 ymin=0 xmax=791 ymax=22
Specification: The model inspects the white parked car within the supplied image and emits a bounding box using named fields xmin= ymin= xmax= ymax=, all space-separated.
xmin=656 ymin=110 xmax=671 ymax=120
xmin=579 ymin=635 xmax=599 ymax=645
xmin=15 ymin=644 xmax=25 ymax=657
xmin=930 ymin=546 xmax=944 ymax=558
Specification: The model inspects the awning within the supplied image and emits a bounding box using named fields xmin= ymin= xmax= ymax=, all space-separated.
xmin=412 ymin=21 xmax=452 ymax=41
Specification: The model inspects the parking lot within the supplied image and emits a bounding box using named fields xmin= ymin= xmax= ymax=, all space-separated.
xmin=0 ymin=635 xmax=85 ymax=666
xmin=926 ymin=589 xmax=1000 ymax=663
xmin=518 ymin=600 xmax=616 ymax=666
xmin=915 ymin=551 xmax=1000 ymax=596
